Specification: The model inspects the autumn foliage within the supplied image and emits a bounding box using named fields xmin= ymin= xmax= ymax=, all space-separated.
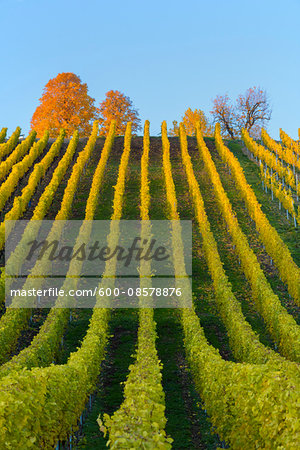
xmin=99 ymin=90 xmax=141 ymax=136
xmin=31 ymin=73 xmax=98 ymax=138
xmin=169 ymin=108 xmax=212 ymax=137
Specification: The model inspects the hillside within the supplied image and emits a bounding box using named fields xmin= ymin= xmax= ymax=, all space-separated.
xmin=0 ymin=125 xmax=299 ymax=449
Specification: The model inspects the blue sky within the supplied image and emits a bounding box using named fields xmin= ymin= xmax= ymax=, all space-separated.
xmin=0 ymin=0 xmax=299 ymax=138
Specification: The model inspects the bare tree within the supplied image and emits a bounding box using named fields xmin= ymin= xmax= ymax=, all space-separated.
xmin=211 ymin=87 xmax=271 ymax=139
xmin=211 ymin=94 xmax=236 ymax=139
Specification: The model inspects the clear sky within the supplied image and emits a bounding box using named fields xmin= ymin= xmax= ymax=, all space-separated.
xmin=0 ymin=0 xmax=299 ymax=138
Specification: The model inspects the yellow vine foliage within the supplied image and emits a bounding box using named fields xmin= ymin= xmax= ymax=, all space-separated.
xmin=179 ymin=122 xmax=284 ymax=364
xmin=0 ymin=129 xmax=65 ymax=250
xmin=261 ymin=129 xmax=299 ymax=170
xmin=0 ymin=121 xmax=133 ymax=448
xmin=0 ymin=131 xmax=49 ymax=214
xmin=0 ymin=128 xmax=7 ymax=143
xmin=0 ymin=122 xmax=115 ymax=379
xmin=216 ymin=124 xmax=300 ymax=305
xmin=99 ymin=121 xmax=172 ymax=448
xmin=204 ymin=125 xmax=300 ymax=362
xmin=280 ymin=128 xmax=300 ymax=156
xmin=0 ymin=131 xmax=37 ymax=182
xmin=0 ymin=127 xmax=21 ymax=162
xmin=162 ymin=121 xmax=300 ymax=450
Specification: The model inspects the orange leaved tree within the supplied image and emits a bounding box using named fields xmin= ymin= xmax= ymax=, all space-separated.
xmin=99 ymin=90 xmax=141 ymax=135
xmin=31 ymin=73 xmax=98 ymax=138
xmin=169 ymin=108 xmax=212 ymax=136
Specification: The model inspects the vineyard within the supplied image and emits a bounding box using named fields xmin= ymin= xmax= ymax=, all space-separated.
xmin=0 ymin=121 xmax=299 ymax=449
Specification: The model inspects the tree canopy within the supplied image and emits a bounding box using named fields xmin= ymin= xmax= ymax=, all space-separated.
xmin=31 ymin=72 xmax=98 ymax=138
xmin=98 ymin=90 xmax=141 ymax=136
xmin=169 ymin=108 xmax=212 ymax=136
xmin=211 ymin=87 xmax=271 ymax=139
